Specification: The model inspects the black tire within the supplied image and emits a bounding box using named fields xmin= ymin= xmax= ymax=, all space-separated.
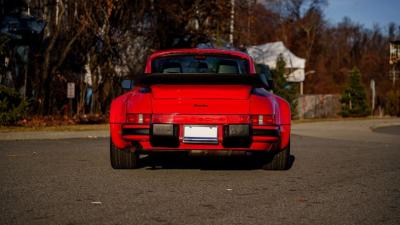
xmin=110 ymin=140 xmax=140 ymax=169
xmin=261 ymin=141 xmax=290 ymax=170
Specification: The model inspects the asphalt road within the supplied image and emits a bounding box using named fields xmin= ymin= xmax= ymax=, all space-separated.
xmin=1 ymin=121 xmax=400 ymax=225
xmin=373 ymin=125 xmax=400 ymax=135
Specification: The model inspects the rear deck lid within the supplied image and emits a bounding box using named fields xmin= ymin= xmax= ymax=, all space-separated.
xmin=151 ymin=84 xmax=252 ymax=100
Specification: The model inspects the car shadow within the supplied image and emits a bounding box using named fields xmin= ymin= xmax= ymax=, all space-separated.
xmin=288 ymin=155 xmax=295 ymax=170
xmin=139 ymin=153 xmax=295 ymax=171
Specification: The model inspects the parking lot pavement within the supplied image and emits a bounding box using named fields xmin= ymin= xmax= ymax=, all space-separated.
xmin=0 ymin=119 xmax=400 ymax=225
xmin=1 ymin=118 xmax=399 ymax=142
xmin=373 ymin=125 xmax=400 ymax=135
xmin=292 ymin=118 xmax=400 ymax=144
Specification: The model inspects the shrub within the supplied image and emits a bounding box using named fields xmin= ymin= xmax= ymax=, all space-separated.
xmin=0 ymin=85 xmax=29 ymax=125
xmin=340 ymin=67 xmax=370 ymax=117
xmin=385 ymin=90 xmax=400 ymax=116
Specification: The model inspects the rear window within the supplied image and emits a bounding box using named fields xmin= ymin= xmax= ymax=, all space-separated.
xmin=151 ymin=55 xmax=250 ymax=74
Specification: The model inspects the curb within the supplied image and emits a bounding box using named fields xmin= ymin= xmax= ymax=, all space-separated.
xmin=369 ymin=122 xmax=400 ymax=131
xmin=0 ymin=130 xmax=109 ymax=141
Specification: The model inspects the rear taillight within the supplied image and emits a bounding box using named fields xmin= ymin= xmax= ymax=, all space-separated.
xmin=251 ymin=115 xmax=274 ymax=125
xmin=126 ymin=114 xmax=151 ymax=124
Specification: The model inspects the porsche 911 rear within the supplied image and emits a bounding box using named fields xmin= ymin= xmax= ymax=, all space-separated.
xmin=109 ymin=49 xmax=291 ymax=170
xmin=120 ymin=85 xmax=279 ymax=149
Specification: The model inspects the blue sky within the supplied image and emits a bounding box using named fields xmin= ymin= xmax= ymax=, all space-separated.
xmin=324 ymin=0 xmax=400 ymax=28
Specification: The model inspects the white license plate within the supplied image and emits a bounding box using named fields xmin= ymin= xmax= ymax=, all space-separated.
xmin=184 ymin=125 xmax=218 ymax=138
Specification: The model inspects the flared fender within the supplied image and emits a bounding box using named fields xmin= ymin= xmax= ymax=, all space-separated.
xmin=109 ymin=93 xmax=131 ymax=149
xmin=274 ymin=96 xmax=291 ymax=149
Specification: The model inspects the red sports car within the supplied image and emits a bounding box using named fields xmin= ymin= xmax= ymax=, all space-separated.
xmin=109 ymin=48 xmax=291 ymax=170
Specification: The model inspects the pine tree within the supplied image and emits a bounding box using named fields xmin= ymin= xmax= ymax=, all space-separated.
xmin=340 ymin=67 xmax=370 ymax=117
xmin=272 ymin=54 xmax=298 ymax=118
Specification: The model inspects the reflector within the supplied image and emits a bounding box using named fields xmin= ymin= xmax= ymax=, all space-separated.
xmin=126 ymin=114 xmax=151 ymax=124
xmin=251 ymin=115 xmax=274 ymax=125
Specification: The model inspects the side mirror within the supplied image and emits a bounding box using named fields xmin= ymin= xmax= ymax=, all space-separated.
xmin=121 ymin=80 xmax=134 ymax=91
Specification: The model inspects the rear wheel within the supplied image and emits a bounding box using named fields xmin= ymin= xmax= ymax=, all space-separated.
xmin=110 ymin=140 xmax=140 ymax=169
xmin=261 ymin=141 xmax=290 ymax=170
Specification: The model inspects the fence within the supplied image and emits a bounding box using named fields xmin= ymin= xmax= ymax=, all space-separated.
xmin=296 ymin=94 xmax=341 ymax=119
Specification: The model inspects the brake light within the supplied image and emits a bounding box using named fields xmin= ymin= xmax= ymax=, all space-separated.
xmin=126 ymin=114 xmax=151 ymax=124
xmin=251 ymin=115 xmax=274 ymax=125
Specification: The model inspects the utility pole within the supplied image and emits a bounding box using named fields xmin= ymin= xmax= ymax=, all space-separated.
xmin=370 ymin=79 xmax=375 ymax=115
xmin=389 ymin=41 xmax=400 ymax=87
xmin=27 ymin=0 xmax=30 ymax=15
xmin=229 ymin=0 xmax=235 ymax=44
xmin=55 ymin=0 xmax=60 ymax=26
xmin=247 ymin=0 xmax=251 ymax=44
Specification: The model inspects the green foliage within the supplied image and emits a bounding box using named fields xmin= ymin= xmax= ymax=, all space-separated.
xmin=271 ymin=55 xmax=298 ymax=118
xmin=0 ymin=34 xmax=10 ymax=55
xmin=0 ymin=85 xmax=29 ymax=125
xmin=0 ymin=35 xmax=10 ymax=77
xmin=385 ymin=90 xmax=400 ymax=116
xmin=340 ymin=67 xmax=370 ymax=117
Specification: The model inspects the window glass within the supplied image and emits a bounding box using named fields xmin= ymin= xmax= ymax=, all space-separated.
xmin=151 ymin=55 xmax=250 ymax=74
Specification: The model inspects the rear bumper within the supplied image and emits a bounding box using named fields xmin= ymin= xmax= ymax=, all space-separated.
xmin=111 ymin=123 xmax=284 ymax=152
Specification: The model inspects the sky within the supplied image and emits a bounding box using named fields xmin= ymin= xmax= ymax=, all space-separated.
xmin=324 ymin=0 xmax=400 ymax=28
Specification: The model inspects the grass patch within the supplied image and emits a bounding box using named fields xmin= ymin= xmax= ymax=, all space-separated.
xmin=0 ymin=124 xmax=109 ymax=132
xmin=292 ymin=116 xmax=397 ymax=124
